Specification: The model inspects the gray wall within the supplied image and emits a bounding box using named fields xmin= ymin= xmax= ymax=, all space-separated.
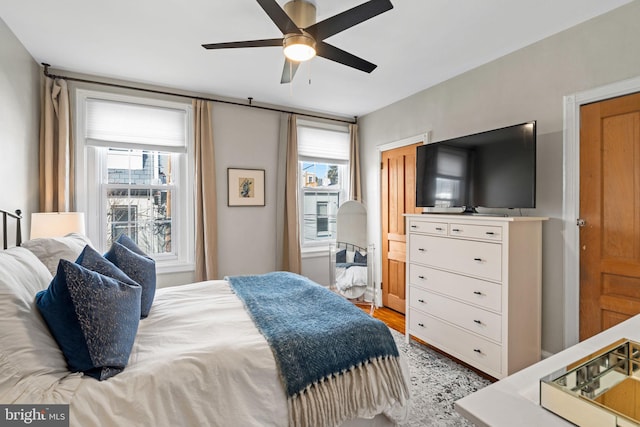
xmin=0 ymin=18 xmax=40 ymax=243
xmin=359 ymin=1 xmax=640 ymax=355
xmin=212 ymin=103 xmax=280 ymax=279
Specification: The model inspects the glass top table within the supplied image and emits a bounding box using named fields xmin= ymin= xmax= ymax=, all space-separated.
xmin=540 ymin=338 xmax=640 ymax=427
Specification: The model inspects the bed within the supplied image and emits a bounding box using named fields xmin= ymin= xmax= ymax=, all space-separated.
xmin=0 ymin=209 xmax=409 ymax=427
xmin=331 ymin=242 xmax=370 ymax=300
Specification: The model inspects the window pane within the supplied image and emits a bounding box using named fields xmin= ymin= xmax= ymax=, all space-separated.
xmin=299 ymin=160 xmax=347 ymax=245
xmin=106 ymin=188 xmax=173 ymax=255
xmin=107 ymin=149 xmax=172 ymax=185
xmin=302 ymin=191 xmax=339 ymax=243
xmin=301 ymin=162 xmax=341 ymax=188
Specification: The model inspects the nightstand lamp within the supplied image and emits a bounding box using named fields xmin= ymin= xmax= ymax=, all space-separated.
xmin=30 ymin=212 xmax=86 ymax=239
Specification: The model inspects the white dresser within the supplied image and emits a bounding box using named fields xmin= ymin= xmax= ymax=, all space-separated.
xmin=405 ymin=214 xmax=547 ymax=379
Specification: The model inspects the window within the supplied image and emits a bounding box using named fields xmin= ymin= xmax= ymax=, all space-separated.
xmin=297 ymin=121 xmax=350 ymax=248
xmin=75 ymin=90 xmax=194 ymax=273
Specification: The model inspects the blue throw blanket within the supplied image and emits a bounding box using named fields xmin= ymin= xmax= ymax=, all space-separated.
xmin=226 ymin=272 xmax=399 ymax=398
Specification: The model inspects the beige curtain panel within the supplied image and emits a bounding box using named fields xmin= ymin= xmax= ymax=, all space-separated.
xmin=193 ymin=100 xmax=219 ymax=281
xmin=283 ymin=114 xmax=301 ymax=274
xmin=39 ymin=76 xmax=74 ymax=212
xmin=349 ymin=123 xmax=362 ymax=202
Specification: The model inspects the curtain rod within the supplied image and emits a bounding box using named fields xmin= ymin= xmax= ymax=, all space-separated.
xmin=42 ymin=63 xmax=357 ymax=125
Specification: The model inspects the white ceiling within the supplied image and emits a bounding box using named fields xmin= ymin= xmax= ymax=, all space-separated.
xmin=0 ymin=0 xmax=632 ymax=118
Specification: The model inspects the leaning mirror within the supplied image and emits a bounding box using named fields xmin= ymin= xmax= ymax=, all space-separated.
xmin=329 ymin=201 xmax=375 ymax=314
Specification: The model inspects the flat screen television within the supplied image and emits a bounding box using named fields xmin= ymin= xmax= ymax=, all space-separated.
xmin=416 ymin=121 xmax=536 ymax=214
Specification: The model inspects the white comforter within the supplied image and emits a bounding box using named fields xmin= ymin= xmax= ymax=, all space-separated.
xmin=7 ymin=280 xmax=407 ymax=427
xmin=335 ymin=265 xmax=368 ymax=291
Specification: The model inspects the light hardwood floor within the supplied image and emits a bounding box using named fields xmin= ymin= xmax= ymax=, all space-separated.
xmin=370 ymin=306 xmax=405 ymax=334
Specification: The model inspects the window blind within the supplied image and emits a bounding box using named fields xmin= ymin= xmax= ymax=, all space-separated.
xmin=85 ymin=98 xmax=187 ymax=152
xmin=298 ymin=125 xmax=349 ymax=164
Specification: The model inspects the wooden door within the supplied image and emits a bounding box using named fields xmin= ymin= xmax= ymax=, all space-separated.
xmin=381 ymin=142 xmax=423 ymax=313
xmin=580 ymin=91 xmax=640 ymax=340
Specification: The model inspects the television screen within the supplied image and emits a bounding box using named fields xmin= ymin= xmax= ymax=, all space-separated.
xmin=416 ymin=121 xmax=536 ymax=212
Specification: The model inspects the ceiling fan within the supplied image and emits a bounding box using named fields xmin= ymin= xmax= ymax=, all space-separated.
xmin=202 ymin=0 xmax=394 ymax=84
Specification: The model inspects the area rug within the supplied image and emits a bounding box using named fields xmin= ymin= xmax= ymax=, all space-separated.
xmin=389 ymin=328 xmax=492 ymax=426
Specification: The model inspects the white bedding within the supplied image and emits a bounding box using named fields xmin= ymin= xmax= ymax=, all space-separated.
xmin=70 ymin=281 xmax=289 ymax=426
xmin=335 ymin=265 xmax=368 ymax=292
xmin=1 ymin=255 xmax=409 ymax=427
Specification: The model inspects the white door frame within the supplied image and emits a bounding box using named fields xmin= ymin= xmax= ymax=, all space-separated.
xmin=374 ymin=132 xmax=430 ymax=306
xmin=563 ymin=75 xmax=640 ymax=348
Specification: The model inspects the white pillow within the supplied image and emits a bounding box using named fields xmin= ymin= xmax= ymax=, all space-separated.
xmin=346 ymin=250 xmax=355 ymax=263
xmin=0 ymin=247 xmax=69 ymax=402
xmin=21 ymin=233 xmax=93 ymax=276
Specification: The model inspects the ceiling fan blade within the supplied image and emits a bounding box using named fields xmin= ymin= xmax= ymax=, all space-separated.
xmin=202 ymin=38 xmax=283 ymax=49
xmin=316 ymin=42 xmax=377 ymax=73
xmin=305 ymin=0 xmax=393 ymax=41
xmin=280 ymin=59 xmax=300 ymax=84
xmin=256 ymin=0 xmax=302 ymax=35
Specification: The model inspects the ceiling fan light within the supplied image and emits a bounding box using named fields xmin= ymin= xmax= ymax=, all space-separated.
xmin=283 ymin=34 xmax=316 ymax=62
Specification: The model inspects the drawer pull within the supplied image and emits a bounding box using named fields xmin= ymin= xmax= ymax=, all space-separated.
xmin=485 ymin=231 xmax=496 ymax=235
xmin=410 ymin=224 xmax=418 ymax=228
xmin=418 ymin=323 xmax=425 ymax=328
xmin=473 ymin=348 xmax=483 ymax=354
xmin=473 ymin=257 xmax=483 ymax=262
xmin=418 ymin=248 xmax=426 ymax=252
xmin=418 ymin=275 xmax=426 ymax=280
xmin=451 ymin=228 xmax=461 ymax=232
xmin=473 ymin=319 xmax=483 ymax=325
xmin=418 ymin=299 xmax=425 ymax=303
xmin=473 ymin=291 xmax=483 ymax=295
xmin=435 ymin=227 xmax=444 ymax=231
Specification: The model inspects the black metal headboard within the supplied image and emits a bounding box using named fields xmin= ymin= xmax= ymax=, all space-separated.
xmin=335 ymin=241 xmax=367 ymax=253
xmin=1 ymin=209 xmax=22 ymax=249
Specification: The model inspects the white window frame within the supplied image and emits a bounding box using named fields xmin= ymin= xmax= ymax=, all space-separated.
xmin=297 ymin=119 xmax=350 ymax=251
xmin=75 ymin=89 xmax=195 ymax=274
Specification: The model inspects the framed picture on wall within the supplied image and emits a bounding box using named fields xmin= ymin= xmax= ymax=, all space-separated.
xmin=227 ymin=168 xmax=265 ymax=207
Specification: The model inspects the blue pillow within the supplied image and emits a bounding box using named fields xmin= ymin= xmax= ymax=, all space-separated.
xmin=354 ymin=251 xmax=367 ymax=265
xmin=105 ymin=235 xmax=156 ymax=318
xmin=336 ymin=249 xmax=347 ymax=264
xmin=76 ymin=245 xmax=139 ymax=288
xmin=35 ymin=259 xmax=142 ymax=380
xmin=115 ymin=233 xmax=148 ymax=257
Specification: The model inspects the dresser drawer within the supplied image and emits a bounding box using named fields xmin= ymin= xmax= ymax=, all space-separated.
xmin=409 ymin=288 xmax=502 ymax=342
xmin=409 ymin=264 xmax=502 ymax=312
xmin=407 ymin=219 xmax=448 ymax=235
xmin=408 ymin=311 xmax=502 ymax=377
xmin=449 ymin=223 xmax=502 ymax=241
xmin=410 ymin=234 xmax=502 ymax=281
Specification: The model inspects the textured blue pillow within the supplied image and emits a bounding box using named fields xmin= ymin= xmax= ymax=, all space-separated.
xmin=354 ymin=250 xmax=367 ymax=265
xmin=336 ymin=249 xmax=347 ymax=264
xmin=35 ymin=259 xmax=141 ymax=380
xmin=105 ymin=235 xmax=156 ymax=318
xmin=76 ymin=245 xmax=139 ymax=288
xmin=115 ymin=233 xmax=148 ymax=258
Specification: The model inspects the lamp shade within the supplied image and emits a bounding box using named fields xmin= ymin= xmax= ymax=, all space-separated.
xmin=30 ymin=212 xmax=86 ymax=239
xmin=283 ymin=33 xmax=316 ymax=62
